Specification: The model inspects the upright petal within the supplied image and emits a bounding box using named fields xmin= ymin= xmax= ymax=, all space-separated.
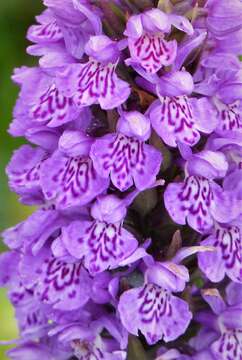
xmin=226 ymin=282 xmax=242 ymax=306
xmin=201 ymin=288 xmax=226 ymax=315
xmin=198 ymin=236 xmax=226 ymax=283
xmin=206 ymin=0 xmax=242 ymax=37
xmin=124 ymin=9 xmax=193 ymax=74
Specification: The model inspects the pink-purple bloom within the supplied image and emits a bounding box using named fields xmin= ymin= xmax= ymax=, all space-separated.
xmin=90 ymin=110 xmax=162 ymax=191
xmin=1 ymin=0 xmax=242 ymax=359
xmin=118 ymin=258 xmax=192 ymax=344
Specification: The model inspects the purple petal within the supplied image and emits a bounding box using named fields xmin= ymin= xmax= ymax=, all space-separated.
xmin=0 ymin=251 xmax=20 ymax=286
xmin=124 ymin=14 xmax=143 ymax=38
xmin=7 ymin=343 xmax=57 ymax=360
xmin=17 ymin=208 xmax=66 ymax=254
xmin=44 ymin=0 xmax=86 ymax=24
xmin=206 ymin=0 xmax=242 ymax=38
xmin=149 ymin=96 xmax=200 ymax=147
xmin=213 ymin=98 xmax=242 ymax=134
xmin=198 ymin=224 xmax=242 ymax=283
xmin=189 ymin=97 xmax=218 ymax=134
xmin=30 ymin=83 xmax=81 ymax=128
xmin=164 ymin=177 xmax=215 ymax=233
xmin=6 ymin=145 xmax=46 ymax=198
xmin=57 ymin=61 xmax=130 ymax=110
xmin=164 ymin=182 xmax=186 ymax=225
xmin=40 ymin=151 xmax=109 ymax=209
xmin=198 ymin=237 xmax=226 ymax=283
xmin=25 ymin=126 xmax=60 ymax=151
xmin=90 ymin=133 xmax=162 ymax=191
xmin=118 ymin=283 xmax=192 ymax=344
xmin=201 ymin=288 xmax=226 ymax=315
xmin=61 ymin=220 xmax=138 ymax=275
xmin=15 ymin=293 xmax=49 ymax=338
xmin=143 ymin=9 xmax=171 ymax=33
xmin=210 ymin=181 xmax=242 ymax=224
xmin=187 ymin=150 xmax=228 ymax=179
xmin=117 ymin=111 xmax=151 ymax=141
xmin=211 ymin=330 xmax=242 ymax=360
xmin=157 ymin=70 xmax=194 ymax=97
xmin=90 ymin=194 xmax=127 ymax=224
xmin=85 ymin=35 xmax=120 ymax=64
xmin=27 ymin=10 xmax=63 ymax=44
xmin=169 ymin=14 xmax=194 ymax=35
xmin=58 ymin=130 xmax=93 ymax=157
xmin=27 ymin=42 xmax=75 ymax=68
xmin=174 ymin=30 xmax=207 ymax=71
xmin=226 ymin=282 xmax=242 ymax=306
xmin=145 ymin=261 xmax=189 ymax=292
xmin=72 ymin=0 xmax=102 ymax=35
xmin=36 ymin=256 xmax=91 ymax=310
xmin=127 ymin=33 xmax=177 ymax=74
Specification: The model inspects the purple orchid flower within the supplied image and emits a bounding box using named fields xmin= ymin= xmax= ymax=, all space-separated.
xmin=57 ymin=193 xmax=139 ymax=275
xmin=48 ymin=316 xmax=127 ymax=360
xmin=118 ymin=245 xmax=213 ymax=345
xmin=118 ymin=262 xmax=192 ymax=344
xmin=0 ymin=251 xmax=50 ymax=340
xmin=10 ymin=66 xmax=84 ymax=132
xmin=2 ymin=205 xmax=79 ymax=254
xmin=90 ymin=110 xmax=162 ymax=191
xmin=56 ymin=35 xmax=131 ymax=110
xmin=40 ymin=130 xmax=109 ymax=209
xmin=191 ymin=284 xmax=242 ymax=360
xmin=6 ymin=144 xmax=47 ymax=205
xmin=17 ymin=244 xmax=92 ymax=311
xmin=198 ymin=219 xmax=242 ymax=283
xmin=53 ymin=182 xmax=163 ymax=276
xmin=194 ymin=66 xmax=242 ymax=141
xmin=148 ymin=70 xmax=218 ymax=147
xmin=212 ymin=97 xmax=242 ymax=135
xmin=27 ymin=0 xmax=102 ymax=62
xmin=124 ymin=8 xmax=193 ymax=74
xmin=164 ymin=147 xmax=242 ymax=233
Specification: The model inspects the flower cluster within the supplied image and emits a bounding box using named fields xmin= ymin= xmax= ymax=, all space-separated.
xmin=1 ymin=0 xmax=242 ymax=359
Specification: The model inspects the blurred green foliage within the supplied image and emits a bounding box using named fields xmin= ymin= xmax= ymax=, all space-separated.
xmin=0 ymin=1 xmax=43 ymax=358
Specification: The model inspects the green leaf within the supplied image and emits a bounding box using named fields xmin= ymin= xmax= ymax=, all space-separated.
xmin=127 ymin=336 xmax=149 ymax=360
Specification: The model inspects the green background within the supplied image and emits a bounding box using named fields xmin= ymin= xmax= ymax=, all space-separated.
xmin=0 ymin=1 xmax=43 ymax=358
